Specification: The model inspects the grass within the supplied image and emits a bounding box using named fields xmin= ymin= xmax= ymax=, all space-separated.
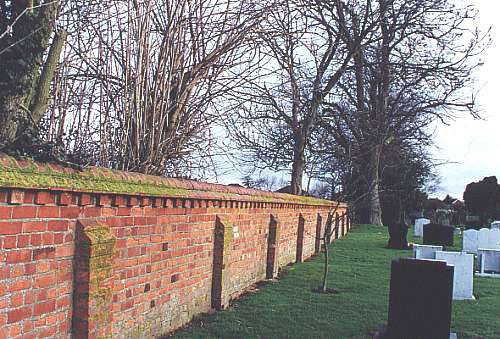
xmin=171 ymin=224 xmax=500 ymax=339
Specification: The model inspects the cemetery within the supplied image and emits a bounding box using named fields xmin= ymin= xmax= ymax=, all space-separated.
xmin=0 ymin=157 xmax=499 ymax=338
xmin=171 ymin=224 xmax=500 ymax=338
xmin=1 ymin=1 xmax=499 ymax=336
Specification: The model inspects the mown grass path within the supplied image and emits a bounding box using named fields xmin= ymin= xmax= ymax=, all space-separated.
xmin=171 ymin=224 xmax=500 ymax=338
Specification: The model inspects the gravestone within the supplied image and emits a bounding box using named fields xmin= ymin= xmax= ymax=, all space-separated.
xmin=463 ymin=229 xmax=479 ymax=254
xmin=423 ymin=223 xmax=454 ymax=247
xmin=387 ymin=223 xmax=410 ymax=249
xmin=436 ymin=209 xmax=452 ymax=226
xmin=489 ymin=228 xmax=500 ymax=248
xmin=463 ymin=228 xmax=500 ymax=255
xmin=413 ymin=244 xmax=443 ymax=260
xmin=478 ymin=228 xmax=490 ymax=250
xmin=435 ymin=251 xmax=475 ymax=300
xmin=478 ymin=249 xmax=500 ymax=274
xmin=492 ymin=221 xmax=500 ymax=230
xmin=414 ymin=218 xmax=430 ymax=237
xmin=387 ymin=258 xmax=454 ymax=339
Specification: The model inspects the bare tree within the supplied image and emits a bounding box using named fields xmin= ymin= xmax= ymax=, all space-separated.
xmin=242 ymin=174 xmax=284 ymax=191
xmin=320 ymin=0 xmax=488 ymax=225
xmin=228 ymin=0 xmax=377 ymax=195
xmin=41 ymin=0 xmax=267 ymax=176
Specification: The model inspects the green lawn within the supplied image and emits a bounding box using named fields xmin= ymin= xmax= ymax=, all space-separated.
xmin=171 ymin=224 xmax=500 ymax=339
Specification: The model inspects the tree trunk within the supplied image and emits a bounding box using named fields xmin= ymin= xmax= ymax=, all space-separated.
xmin=291 ymin=134 xmax=306 ymax=195
xmin=0 ymin=2 xmax=61 ymax=147
xmin=369 ymin=145 xmax=383 ymax=226
xmin=321 ymin=236 xmax=329 ymax=292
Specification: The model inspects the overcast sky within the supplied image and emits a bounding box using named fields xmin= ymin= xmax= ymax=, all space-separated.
xmin=432 ymin=0 xmax=500 ymax=199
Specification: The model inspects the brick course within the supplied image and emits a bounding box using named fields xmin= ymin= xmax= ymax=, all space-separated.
xmin=0 ymin=158 xmax=350 ymax=338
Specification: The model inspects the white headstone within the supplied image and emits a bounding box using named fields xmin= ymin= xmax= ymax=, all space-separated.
xmin=478 ymin=228 xmax=491 ymax=251
xmin=491 ymin=221 xmax=500 ymax=230
xmin=463 ymin=229 xmax=479 ymax=254
xmin=477 ymin=248 xmax=500 ymax=274
xmin=489 ymin=229 xmax=500 ymax=249
xmin=435 ymin=251 xmax=474 ymax=300
xmin=413 ymin=244 xmax=443 ymax=259
xmin=414 ymin=218 xmax=430 ymax=237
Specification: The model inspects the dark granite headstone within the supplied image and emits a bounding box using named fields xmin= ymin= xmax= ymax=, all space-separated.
xmin=387 ymin=258 xmax=454 ymax=339
xmin=387 ymin=223 xmax=410 ymax=249
xmin=423 ymin=223 xmax=454 ymax=246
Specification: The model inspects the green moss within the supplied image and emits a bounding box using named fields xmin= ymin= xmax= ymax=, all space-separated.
xmin=0 ymin=154 xmax=338 ymax=206
xmin=0 ymin=162 xmax=191 ymax=197
xmin=83 ymin=224 xmax=115 ymax=332
xmin=222 ymin=221 xmax=234 ymax=253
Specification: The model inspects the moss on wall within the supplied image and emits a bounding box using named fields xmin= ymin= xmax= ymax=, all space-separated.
xmin=84 ymin=224 xmax=116 ymax=334
xmin=0 ymin=154 xmax=340 ymax=206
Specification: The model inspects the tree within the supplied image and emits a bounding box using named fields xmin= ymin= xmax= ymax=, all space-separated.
xmin=33 ymin=0 xmax=267 ymax=177
xmin=319 ymin=0 xmax=487 ymax=225
xmin=228 ymin=0 xmax=376 ymax=195
xmin=313 ymin=204 xmax=341 ymax=294
xmin=0 ymin=1 xmax=67 ymax=153
xmin=463 ymin=176 xmax=500 ymax=225
xmin=378 ymin=140 xmax=436 ymax=225
xmin=241 ymin=174 xmax=283 ymax=191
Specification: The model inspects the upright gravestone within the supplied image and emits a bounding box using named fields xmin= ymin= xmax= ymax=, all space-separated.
xmin=423 ymin=223 xmax=454 ymax=247
xmin=413 ymin=244 xmax=443 ymax=259
xmin=435 ymin=251 xmax=475 ymax=300
xmin=463 ymin=229 xmax=479 ymax=254
xmin=491 ymin=221 xmax=500 ymax=230
xmin=436 ymin=209 xmax=452 ymax=226
xmin=414 ymin=218 xmax=430 ymax=237
xmin=387 ymin=223 xmax=410 ymax=249
xmin=478 ymin=228 xmax=491 ymax=250
xmin=387 ymin=258 xmax=454 ymax=339
xmin=489 ymin=228 xmax=500 ymax=249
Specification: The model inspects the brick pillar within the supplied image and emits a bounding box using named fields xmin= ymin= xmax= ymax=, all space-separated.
xmin=211 ymin=215 xmax=233 ymax=310
xmin=296 ymin=214 xmax=305 ymax=263
xmin=334 ymin=213 xmax=340 ymax=241
xmin=342 ymin=212 xmax=346 ymax=236
xmin=72 ymin=220 xmax=116 ymax=338
xmin=314 ymin=214 xmax=322 ymax=254
xmin=266 ymin=215 xmax=280 ymax=279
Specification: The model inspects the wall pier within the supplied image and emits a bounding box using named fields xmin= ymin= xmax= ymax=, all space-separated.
xmin=0 ymin=155 xmax=350 ymax=338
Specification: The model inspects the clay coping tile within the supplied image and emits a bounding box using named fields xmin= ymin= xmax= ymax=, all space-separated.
xmin=0 ymin=154 xmax=344 ymax=207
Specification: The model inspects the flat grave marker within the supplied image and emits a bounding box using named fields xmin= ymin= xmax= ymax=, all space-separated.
xmin=413 ymin=244 xmax=443 ymax=260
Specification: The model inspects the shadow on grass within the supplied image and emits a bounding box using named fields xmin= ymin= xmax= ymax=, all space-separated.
xmin=168 ymin=224 xmax=500 ymax=339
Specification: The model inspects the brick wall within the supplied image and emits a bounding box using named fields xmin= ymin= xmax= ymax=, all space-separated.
xmin=0 ymin=156 xmax=351 ymax=338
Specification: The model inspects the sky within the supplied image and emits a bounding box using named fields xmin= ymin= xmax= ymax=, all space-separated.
xmin=217 ymin=0 xmax=500 ymax=197
xmin=432 ymin=0 xmax=500 ymax=199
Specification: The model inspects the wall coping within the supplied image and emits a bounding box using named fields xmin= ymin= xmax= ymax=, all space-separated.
xmin=0 ymin=154 xmax=344 ymax=207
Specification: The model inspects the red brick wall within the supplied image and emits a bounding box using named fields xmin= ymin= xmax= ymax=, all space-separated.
xmin=0 ymin=185 xmax=350 ymax=338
